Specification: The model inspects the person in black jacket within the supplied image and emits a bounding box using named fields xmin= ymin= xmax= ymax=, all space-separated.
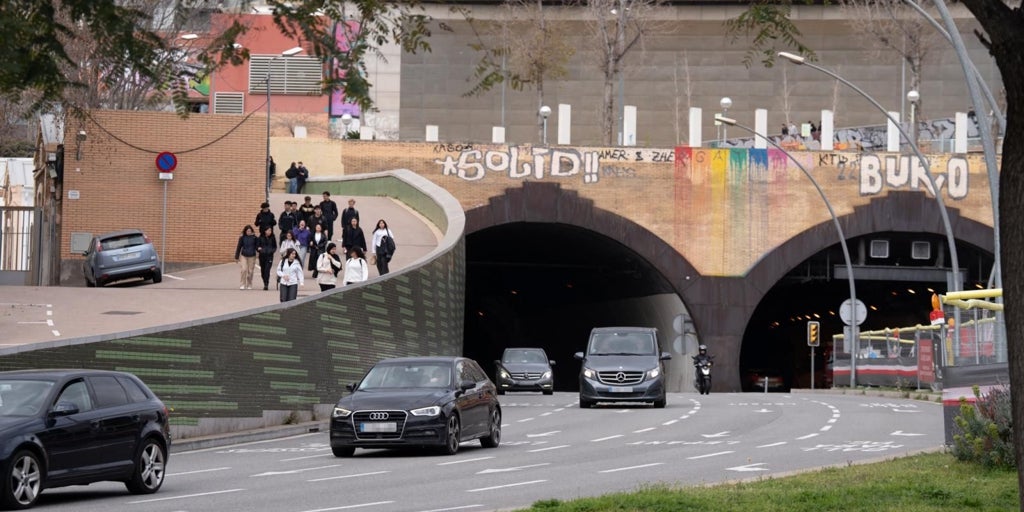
xmin=254 ymin=202 xmax=276 ymax=237
xmin=340 ymin=198 xmax=359 ymax=239
xmin=319 ymin=191 xmax=339 ymax=240
xmin=278 ymin=201 xmax=298 ymax=242
xmin=256 ymin=226 xmax=278 ymax=290
xmin=234 ymin=225 xmax=259 ymax=290
xmin=341 ymin=216 xmax=366 ymax=255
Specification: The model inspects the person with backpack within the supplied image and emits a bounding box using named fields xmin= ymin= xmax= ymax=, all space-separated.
xmin=276 ymin=248 xmax=304 ymax=302
xmin=285 ymin=162 xmax=298 ymax=193
xmin=369 ymin=218 xmax=396 ymax=276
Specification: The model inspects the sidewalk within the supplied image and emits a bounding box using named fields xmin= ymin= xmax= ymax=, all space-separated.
xmin=0 ymin=193 xmax=441 ymax=348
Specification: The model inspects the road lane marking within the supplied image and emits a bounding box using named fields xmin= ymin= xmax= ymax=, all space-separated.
xmin=298 ymin=502 xmax=396 ymax=511
xmin=517 ymin=417 xmax=535 ymax=423
xmin=308 ymin=470 xmax=390 ymax=482
xmin=726 ymin=463 xmax=768 ymax=472
xmin=252 ymin=464 xmax=341 ymax=477
xmin=540 ymin=412 xmax=552 ymax=416
xmin=46 ymin=319 xmax=53 ymax=326
xmin=687 ymin=451 xmax=734 ymax=460
xmin=51 ymin=330 xmax=60 ymax=337
xmin=477 ymin=463 xmax=551 ymax=474
xmin=437 ymin=456 xmax=495 ymax=466
xmin=616 ymin=410 xmax=630 ymax=414
xmin=164 ymin=274 xmax=186 ymax=280
xmin=466 ymin=480 xmax=547 ymax=493
xmin=598 ymin=462 xmax=664 ymax=473
xmin=701 ymin=431 xmax=730 ymax=438
xmin=130 ymin=488 xmax=245 ymax=503
xmin=590 ymin=435 xmax=623 ymax=442
xmin=796 ymin=433 xmax=819 ymax=440
xmin=414 ymin=506 xmax=484 ymax=512
xmin=527 ymin=444 xmax=568 ymax=453
xmin=167 ymin=467 xmax=231 ymax=476
xmin=891 ymin=430 xmax=925 ymax=436
xmin=757 ymin=442 xmax=787 ymax=448
xmin=662 ymin=420 xmax=678 ymax=426
xmin=633 ymin=427 xmax=656 ymax=433
xmin=526 ymin=431 xmax=560 ymax=438
xmin=281 ymin=453 xmax=333 ymax=462
xmin=827 ymin=418 xmax=838 ymax=423
xmin=820 ymin=425 xmax=833 ymax=432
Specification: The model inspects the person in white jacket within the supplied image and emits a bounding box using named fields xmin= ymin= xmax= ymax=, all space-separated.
xmin=276 ymin=248 xmax=304 ymax=302
xmin=343 ymin=247 xmax=369 ymax=285
xmin=316 ymin=243 xmax=343 ymax=292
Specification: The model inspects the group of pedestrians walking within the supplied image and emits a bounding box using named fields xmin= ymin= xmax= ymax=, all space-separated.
xmin=234 ymin=193 xmax=398 ymax=303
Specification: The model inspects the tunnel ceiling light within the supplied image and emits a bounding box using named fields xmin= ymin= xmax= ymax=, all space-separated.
xmin=828 ymin=310 xmax=836 ymax=316
xmin=907 ymin=289 xmax=917 ymax=294
xmin=869 ymin=305 xmax=878 ymax=311
xmin=813 ymin=313 xmax=821 ymax=318
xmin=927 ymin=287 xmax=935 ymax=293
xmin=510 ymin=290 xmax=518 ymax=295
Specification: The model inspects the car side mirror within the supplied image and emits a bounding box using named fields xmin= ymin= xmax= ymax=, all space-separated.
xmin=459 ymin=380 xmax=476 ymax=391
xmin=345 ymin=382 xmax=357 ymax=392
xmin=50 ymin=401 xmax=79 ymax=417
xmin=549 ymin=360 xmax=556 ymax=366
xmin=574 ymin=352 xmax=584 ymax=360
xmin=660 ymin=352 xmax=673 ymax=361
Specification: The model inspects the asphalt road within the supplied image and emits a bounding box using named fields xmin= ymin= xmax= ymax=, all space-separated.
xmin=34 ymin=391 xmax=942 ymax=512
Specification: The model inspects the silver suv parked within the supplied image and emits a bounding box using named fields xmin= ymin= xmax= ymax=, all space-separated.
xmin=83 ymin=229 xmax=162 ymax=287
xmin=574 ymin=327 xmax=671 ymax=408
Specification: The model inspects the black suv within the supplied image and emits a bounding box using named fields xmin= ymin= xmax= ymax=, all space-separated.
xmin=574 ymin=327 xmax=671 ymax=408
xmin=494 ymin=348 xmax=555 ymax=395
xmin=0 ymin=369 xmax=170 ymax=509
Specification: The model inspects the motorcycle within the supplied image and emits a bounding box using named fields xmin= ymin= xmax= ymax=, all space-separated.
xmin=693 ymin=356 xmax=713 ymax=395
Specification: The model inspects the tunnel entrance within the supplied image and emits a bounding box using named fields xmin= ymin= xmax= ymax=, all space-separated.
xmin=741 ymin=232 xmax=994 ymax=391
xmin=463 ymin=222 xmax=691 ymax=392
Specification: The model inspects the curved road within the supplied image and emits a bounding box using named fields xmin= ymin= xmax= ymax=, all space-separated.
xmin=36 ymin=392 xmax=942 ymax=512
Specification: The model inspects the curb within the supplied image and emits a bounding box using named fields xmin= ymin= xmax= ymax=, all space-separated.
xmin=171 ymin=420 xmax=330 ymax=453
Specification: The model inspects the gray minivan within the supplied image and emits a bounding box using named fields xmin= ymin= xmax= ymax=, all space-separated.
xmin=574 ymin=327 xmax=670 ymax=408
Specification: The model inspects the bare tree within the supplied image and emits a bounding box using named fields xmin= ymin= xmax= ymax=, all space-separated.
xmin=673 ymin=51 xmax=693 ymax=145
xmin=582 ymin=0 xmax=666 ymax=146
xmin=464 ymin=0 xmax=574 ymax=142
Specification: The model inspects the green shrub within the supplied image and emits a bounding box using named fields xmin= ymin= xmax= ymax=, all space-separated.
xmin=951 ymin=384 xmax=1014 ymax=469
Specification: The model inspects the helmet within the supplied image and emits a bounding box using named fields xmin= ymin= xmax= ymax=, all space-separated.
xmin=698 ymin=345 xmax=707 ymax=354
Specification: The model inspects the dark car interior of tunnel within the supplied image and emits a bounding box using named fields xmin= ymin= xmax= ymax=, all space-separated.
xmin=463 ymin=222 xmax=676 ymax=391
xmin=742 ymin=232 xmax=994 ymax=391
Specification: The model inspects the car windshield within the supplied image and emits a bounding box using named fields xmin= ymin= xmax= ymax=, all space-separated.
xmin=503 ymin=349 xmax=547 ymax=364
xmin=102 ymin=234 xmax=146 ymax=250
xmin=0 ymin=380 xmax=53 ymax=417
xmin=358 ymin=364 xmax=452 ymax=390
xmin=589 ymin=333 xmax=655 ymax=355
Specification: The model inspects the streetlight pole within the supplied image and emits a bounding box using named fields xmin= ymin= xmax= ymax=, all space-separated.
xmin=906 ymin=90 xmax=919 ymax=148
xmin=540 ymin=105 xmax=551 ymax=145
xmin=717 ymin=114 xmax=861 ymax=387
xmin=778 ymin=51 xmax=963 ymax=347
xmin=720 ymin=97 xmax=732 ymax=144
xmin=265 ymin=47 xmax=304 ymax=202
xmin=615 ymin=0 xmax=626 ymax=146
xmin=341 ymin=113 xmax=352 ymax=139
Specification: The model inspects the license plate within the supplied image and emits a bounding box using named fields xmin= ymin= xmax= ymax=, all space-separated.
xmin=609 ymin=386 xmax=633 ymax=393
xmin=114 ymin=252 xmax=141 ymax=262
xmin=360 ymin=422 xmax=396 ymax=433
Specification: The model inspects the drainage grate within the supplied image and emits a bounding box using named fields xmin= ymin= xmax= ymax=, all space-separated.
xmin=102 ymin=311 xmax=143 ymax=315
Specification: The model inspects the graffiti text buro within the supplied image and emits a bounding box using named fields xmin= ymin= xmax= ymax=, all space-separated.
xmin=860 ymin=155 xmax=969 ymax=199
xmin=437 ymin=147 xmax=601 ymax=184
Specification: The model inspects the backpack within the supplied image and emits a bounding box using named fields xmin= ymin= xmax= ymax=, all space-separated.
xmin=285 ymin=166 xmax=297 ymax=179
xmin=383 ymin=235 xmax=396 ymax=256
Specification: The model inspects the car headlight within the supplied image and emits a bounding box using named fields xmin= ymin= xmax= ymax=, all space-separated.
xmin=410 ymin=406 xmax=441 ymax=417
xmin=332 ymin=406 xmax=352 ymax=418
xmin=647 ymin=367 xmax=661 ymax=379
xmin=583 ymin=367 xmax=596 ymax=379
xmin=541 ymin=371 xmax=552 ymax=380
xmin=499 ymin=369 xmax=511 ymax=379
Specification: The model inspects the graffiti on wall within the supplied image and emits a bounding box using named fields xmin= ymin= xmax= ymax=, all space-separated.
xmin=720 ymin=117 xmax=976 ymax=153
xmin=435 ymin=147 xmax=677 ymax=184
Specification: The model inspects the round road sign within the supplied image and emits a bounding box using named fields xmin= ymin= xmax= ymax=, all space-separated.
xmin=840 ymin=298 xmax=867 ymax=326
xmin=156 ymin=152 xmax=178 ymax=172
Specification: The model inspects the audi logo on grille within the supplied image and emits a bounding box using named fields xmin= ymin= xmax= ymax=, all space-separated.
xmin=616 ymin=372 xmax=626 ymax=383
xmin=368 ymin=412 xmax=389 ymax=420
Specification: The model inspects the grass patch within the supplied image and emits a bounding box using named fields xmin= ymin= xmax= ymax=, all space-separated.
xmin=516 ymin=452 xmax=1018 ymax=511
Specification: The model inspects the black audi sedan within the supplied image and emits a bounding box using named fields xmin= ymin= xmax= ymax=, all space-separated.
xmin=0 ymin=369 xmax=170 ymax=509
xmin=330 ymin=357 xmax=501 ymax=456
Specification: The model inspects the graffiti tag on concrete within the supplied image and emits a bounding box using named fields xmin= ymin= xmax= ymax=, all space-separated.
xmin=860 ymin=155 xmax=968 ymax=199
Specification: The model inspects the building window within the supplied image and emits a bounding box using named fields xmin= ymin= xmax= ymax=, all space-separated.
xmin=911 ymin=241 xmax=931 ymax=260
xmin=213 ymin=92 xmax=244 ymax=114
xmin=248 ymin=56 xmax=323 ymax=95
xmin=870 ymin=239 xmax=889 ymax=259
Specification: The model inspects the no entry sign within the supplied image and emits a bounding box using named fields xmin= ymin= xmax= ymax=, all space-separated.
xmin=156 ymin=152 xmax=178 ymax=172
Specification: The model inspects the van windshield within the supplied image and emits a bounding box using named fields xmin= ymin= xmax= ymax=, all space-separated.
xmin=589 ymin=333 xmax=655 ymax=355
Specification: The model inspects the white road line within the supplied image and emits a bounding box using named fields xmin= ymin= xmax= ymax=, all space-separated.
xmin=679 ymin=415 xmax=691 ymax=419
xmin=51 ymin=330 xmax=60 ymax=337
xmin=437 ymin=456 xmax=495 ymax=466
xmin=553 ymin=408 xmax=565 ymax=412
xmin=662 ymin=419 xmax=678 ymax=426
xmin=414 ymin=506 xmax=483 ymax=512
xmin=598 ymin=462 xmax=665 ymax=473
xmin=46 ymin=319 xmax=53 ymax=326
xmin=591 ymin=434 xmax=623 ymax=442
xmin=298 ymin=501 xmax=396 ymax=512
xmin=308 ymin=470 xmax=390 ymax=482
xmin=15 ymin=322 xmax=48 ymax=325
xmin=633 ymin=427 xmax=656 ymax=433
xmin=252 ymin=464 xmax=341 ymax=477
xmin=466 ymin=480 xmax=547 ymax=493
xmin=46 ymin=310 xmax=52 ymax=316
xmin=167 ymin=467 xmax=231 ymax=477
xmin=517 ymin=417 xmax=535 ymax=423
xmin=502 ymin=423 xmax=510 ymax=427
xmin=820 ymin=425 xmax=832 ymax=432
xmin=796 ymin=433 xmax=819 ymax=440
xmin=616 ymin=410 xmax=630 ymax=414
xmin=687 ymin=451 xmax=734 ymax=460
xmin=526 ymin=431 xmax=560 ymax=438
xmin=540 ymin=412 xmax=552 ymax=416
xmin=827 ymin=418 xmax=838 ymax=423
xmin=527 ymin=444 xmax=569 ymax=453
xmin=281 ymin=453 xmax=333 ymax=462
xmin=164 ymin=274 xmax=186 ymax=280
xmin=757 ymin=442 xmax=787 ymax=448
xmin=130 ymin=488 xmax=245 ymax=503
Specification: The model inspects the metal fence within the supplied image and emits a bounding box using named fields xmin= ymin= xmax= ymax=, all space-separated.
xmin=0 ymin=207 xmax=40 ymax=285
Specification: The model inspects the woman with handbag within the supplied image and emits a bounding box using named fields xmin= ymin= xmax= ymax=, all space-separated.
xmin=316 ymin=243 xmax=343 ymax=292
xmin=369 ymin=219 xmax=395 ymax=276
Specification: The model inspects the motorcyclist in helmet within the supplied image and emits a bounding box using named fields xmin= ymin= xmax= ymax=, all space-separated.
xmin=693 ymin=344 xmax=713 ymax=366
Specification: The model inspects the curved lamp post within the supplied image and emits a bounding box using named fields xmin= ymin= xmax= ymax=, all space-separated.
xmin=719 ymin=97 xmax=732 ymax=144
xmin=716 ymin=114 xmax=861 ymax=387
xmin=778 ymin=51 xmax=963 ymax=346
xmin=906 ymin=89 xmax=920 ymax=146
xmin=266 ymin=46 xmax=304 ymax=202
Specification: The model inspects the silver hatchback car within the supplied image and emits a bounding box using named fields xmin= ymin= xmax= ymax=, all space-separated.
xmin=83 ymin=229 xmax=162 ymax=287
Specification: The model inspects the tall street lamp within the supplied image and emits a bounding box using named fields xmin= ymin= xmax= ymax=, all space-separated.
xmin=717 ymin=114 xmax=861 ymax=387
xmin=340 ymin=113 xmax=353 ymax=138
xmin=906 ymin=89 xmax=920 ymax=148
xmin=539 ymin=105 xmax=551 ymax=145
xmin=266 ymin=46 xmax=303 ymax=201
xmin=719 ymin=97 xmax=732 ymax=144
xmin=778 ymin=51 xmax=963 ymax=346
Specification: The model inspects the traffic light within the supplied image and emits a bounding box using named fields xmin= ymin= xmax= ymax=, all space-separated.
xmin=807 ymin=321 xmax=820 ymax=347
